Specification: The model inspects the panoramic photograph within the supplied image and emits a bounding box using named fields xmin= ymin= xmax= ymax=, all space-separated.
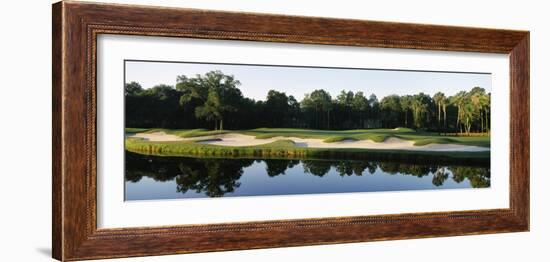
xmin=124 ymin=60 xmax=491 ymax=201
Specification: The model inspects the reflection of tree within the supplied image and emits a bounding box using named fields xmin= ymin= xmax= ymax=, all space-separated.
xmin=432 ymin=167 xmax=449 ymax=187
xmin=366 ymin=162 xmax=378 ymax=175
xmin=335 ymin=161 xmax=354 ymax=176
xmin=125 ymin=152 xmax=253 ymax=197
xmin=176 ymin=159 xmax=253 ymax=197
xmin=378 ymin=162 xmax=400 ymax=175
xmin=376 ymin=163 xmax=491 ymax=188
xmin=264 ymin=159 xmax=299 ymax=177
xmin=350 ymin=162 xmax=367 ymax=176
xmin=334 ymin=161 xmax=378 ymax=176
xmin=125 ymin=154 xmax=184 ymax=182
xmin=125 ymin=151 xmax=491 ymax=197
xmin=125 ymin=170 xmax=143 ymax=183
xmin=302 ymin=160 xmax=332 ymax=177
xmin=403 ymin=165 xmax=434 ymax=178
xmin=378 ymin=162 xmax=432 ymax=177
xmin=352 ymin=161 xmax=368 ymax=176
xmin=449 ymin=166 xmax=490 ymax=188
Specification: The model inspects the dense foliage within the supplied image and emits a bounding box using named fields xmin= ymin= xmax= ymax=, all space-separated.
xmin=126 ymin=70 xmax=491 ymax=134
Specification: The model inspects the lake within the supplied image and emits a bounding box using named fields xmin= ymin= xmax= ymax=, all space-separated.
xmin=125 ymin=151 xmax=490 ymax=201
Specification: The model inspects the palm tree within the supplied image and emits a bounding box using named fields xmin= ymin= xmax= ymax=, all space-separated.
xmin=400 ymin=95 xmax=412 ymax=127
xmin=451 ymin=91 xmax=468 ymax=133
xmin=470 ymin=94 xmax=481 ymax=132
xmin=484 ymin=93 xmax=491 ymax=133
xmin=442 ymin=97 xmax=449 ymax=133
xmin=411 ymin=96 xmax=428 ymax=129
xmin=433 ymin=92 xmax=445 ymax=131
xmin=469 ymin=87 xmax=488 ymax=133
xmin=462 ymin=103 xmax=476 ymax=134
xmin=479 ymin=93 xmax=490 ymax=133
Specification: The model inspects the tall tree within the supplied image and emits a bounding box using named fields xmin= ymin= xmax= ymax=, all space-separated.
xmin=287 ymin=95 xmax=301 ymax=127
xmin=483 ymin=93 xmax=491 ymax=133
xmin=411 ymin=95 xmax=428 ymax=129
xmin=352 ymin=91 xmax=369 ymax=128
xmin=302 ymin=89 xmax=333 ymax=129
xmin=336 ymin=90 xmax=355 ymax=127
xmin=442 ymin=97 xmax=449 ymax=132
xmin=140 ymin=84 xmax=181 ymax=128
xmin=177 ymin=71 xmax=242 ymax=130
xmin=380 ymin=95 xmax=402 ymax=128
xmin=195 ymin=90 xmax=222 ymax=130
xmin=451 ymin=91 xmax=468 ymax=133
xmin=432 ymin=92 xmax=445 ymax=131
xmin=265 ymin=90 xmax=290 ymax=127
xmin=399 ymin=95 xmax=412 ymax=127
xmin=368 ymin=94 xmax=379 ymax=127
xmin=469 ymin=87 xmax=489 ymax=133
xmin=125 ymin=81 xmax=143 ymax=96
xmin=462 ymin=102 xmax=476 ymax=134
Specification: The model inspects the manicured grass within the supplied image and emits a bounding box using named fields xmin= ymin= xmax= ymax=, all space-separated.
xmin=125 ymin=127 xmax=151 ymax=133
xmin=398 ymin=134 xmax=490 ymax=147
xmin=125 ymin=136 xmax=489 ymax=164
xmin=125 ymin=127 xmax=490 ymax=160
xmin=240 ymin=127 xmax=489 ymax=147
xmin=253 ymin=133 xmax=279 ymax=139
xmin=126 ymin=127 xmax=490 ymax=146
xmin=323 ymin=136 xmax=359 ymax=143
xmin=412 ymin=138 xmax=455 ymax=146
xmin=130 ymin=128 xmax=230 ymax=138
xmin=240 ymin=127 xmax=410 ymax=143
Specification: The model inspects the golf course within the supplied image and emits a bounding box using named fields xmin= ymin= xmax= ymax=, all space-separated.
xmin=123 ymin=62 xmax=492 ymax=200
xmin=125 ymin=127 xmax=490 ymax=162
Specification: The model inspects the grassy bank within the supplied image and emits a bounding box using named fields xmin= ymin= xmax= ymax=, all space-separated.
xmin=125 ymin=134 xmax=490 ymax=165
xmin=134 ymin=128 xmax=229 ymax=138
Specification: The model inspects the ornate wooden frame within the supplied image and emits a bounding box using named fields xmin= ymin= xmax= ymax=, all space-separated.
xmin=52 ymin=1 xmax=529 ymax=261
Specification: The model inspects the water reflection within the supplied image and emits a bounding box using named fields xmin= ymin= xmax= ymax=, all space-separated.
xmin=125 ymin=151 xmax=490 ymax=200
xmin=175 ymin=159 xmax=250 ymax=197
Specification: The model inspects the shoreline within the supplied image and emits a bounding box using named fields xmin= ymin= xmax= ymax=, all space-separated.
xmin=128 ymin=131 xmax=489 ymax=152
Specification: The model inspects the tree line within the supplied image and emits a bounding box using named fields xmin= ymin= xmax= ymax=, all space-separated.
xmin=125 ymin=70 xmax=490 ymax=134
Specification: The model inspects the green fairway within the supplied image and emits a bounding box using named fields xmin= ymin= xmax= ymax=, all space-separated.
xmin=137 ymin=128 xmax=230 ymax=138
xmin=126 ymin=127 xmax=490 ymax=147
xmin=241 ymin=128 xmax=490 ymax=147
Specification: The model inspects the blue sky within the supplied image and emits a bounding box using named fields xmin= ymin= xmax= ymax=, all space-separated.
xmin=125 ymin=60 xmax=491 ymax=101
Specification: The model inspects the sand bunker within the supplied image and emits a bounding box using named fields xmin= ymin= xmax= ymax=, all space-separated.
xmin=198 ymin=134 xmax=488 ymax=152
xmin=128 ymin=132 xmax=185 ymax=142
xmin=129 ymin=132 xmax=488 ymax=152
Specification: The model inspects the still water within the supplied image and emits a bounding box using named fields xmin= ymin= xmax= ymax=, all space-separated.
xmin=125 ymin=151 xmax=490 ymax=201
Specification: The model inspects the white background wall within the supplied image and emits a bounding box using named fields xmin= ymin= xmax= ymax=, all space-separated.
xmin=0 ymin=0 xmax=546 ymax=261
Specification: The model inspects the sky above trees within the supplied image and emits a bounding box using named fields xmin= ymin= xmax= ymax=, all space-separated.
xmin=125 ymin=60 xmax=492 ymax=101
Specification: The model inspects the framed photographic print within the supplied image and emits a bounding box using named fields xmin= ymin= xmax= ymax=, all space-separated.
xmin=52 ymin=1 xmax=529 ymax=261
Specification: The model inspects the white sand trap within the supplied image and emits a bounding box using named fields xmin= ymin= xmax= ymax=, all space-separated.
xmin=128 ymin=132 xmax=184 ymax=142
xmin=192 ymin=133 xmax=278 ymax=146
xmin=128 ymin=132 xmax=488 ymax=152
xmin=194 ymin=133 xmax=489 ymax=152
